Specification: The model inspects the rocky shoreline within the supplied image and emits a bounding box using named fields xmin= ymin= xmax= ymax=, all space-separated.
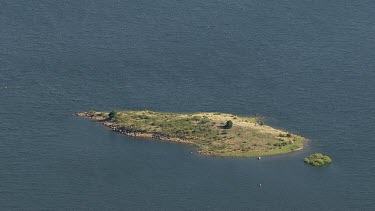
xmin=75 ymin=112 xmax=193 ymax=145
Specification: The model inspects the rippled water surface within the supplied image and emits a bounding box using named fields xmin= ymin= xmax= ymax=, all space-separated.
xmin=1 ymin=0 xmax=375 ymax=210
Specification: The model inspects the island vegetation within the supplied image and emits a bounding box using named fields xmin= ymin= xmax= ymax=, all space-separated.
xmin=76 ymin=110 xmax=306 ymax=157
xmin=304 ymin=153 xmax=332 ymax=166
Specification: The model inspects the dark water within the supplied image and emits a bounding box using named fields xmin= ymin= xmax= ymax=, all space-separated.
xmin=1 ymin=0 xmax=375 ymax=210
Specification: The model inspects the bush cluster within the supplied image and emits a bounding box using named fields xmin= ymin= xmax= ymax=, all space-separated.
xmin=304 ymin=153 xmax=332 ymax=166
xmin=279 ymin=133 xmax=292 ymax=137
xmin=108 ymin=111 xmax=118 ymax=119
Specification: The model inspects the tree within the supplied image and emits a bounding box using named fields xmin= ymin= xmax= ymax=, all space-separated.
xmin=108 ymin=111 xmax=117 ymax=119
xmin=224 ymin=120 xmax=233 ymax=129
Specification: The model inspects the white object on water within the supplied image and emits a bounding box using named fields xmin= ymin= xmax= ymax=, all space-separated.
xmin=259 ymin=184 xmax=262 ymax=187
xmin=258 ymin=157 xmax=261 ymax=160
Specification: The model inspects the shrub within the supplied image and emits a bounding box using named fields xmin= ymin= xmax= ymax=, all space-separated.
xmin=192 ymin=116 xmax=201 ymax=121
xmin=304 ymin=153 xmax=332 ymax=166
xmin=138 ymin=114 xmax=150 ymax=119
xmin=256 ymin=119 xmax=264 ymax=125
xmin=273 ymin=142 xmax=288 ymax=147
xmin=199 ymin=119 xmax=210 ymax=124
xmin=108 ymin=111 xmax=118 ymax=119
xmin=224 ymin=120 xmax=233 ymax=129
xmin=279 ymin=133 xmax=292 ymax=138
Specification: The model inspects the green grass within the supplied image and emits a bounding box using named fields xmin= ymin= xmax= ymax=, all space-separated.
xmin=82 ymin=110 xmax=306 ymax=157
xmin=304 ymin=153 xmax=332 ymax=166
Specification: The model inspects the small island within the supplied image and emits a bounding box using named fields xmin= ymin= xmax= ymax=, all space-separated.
xmin=304 ymin=153 xmax=332 ymax=166
xmin=76 ymin=110 xmax=306 ymax=157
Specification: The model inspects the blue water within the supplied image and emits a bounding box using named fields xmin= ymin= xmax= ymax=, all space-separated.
xmin=1 ymin=0 xmax=375 ymax=210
